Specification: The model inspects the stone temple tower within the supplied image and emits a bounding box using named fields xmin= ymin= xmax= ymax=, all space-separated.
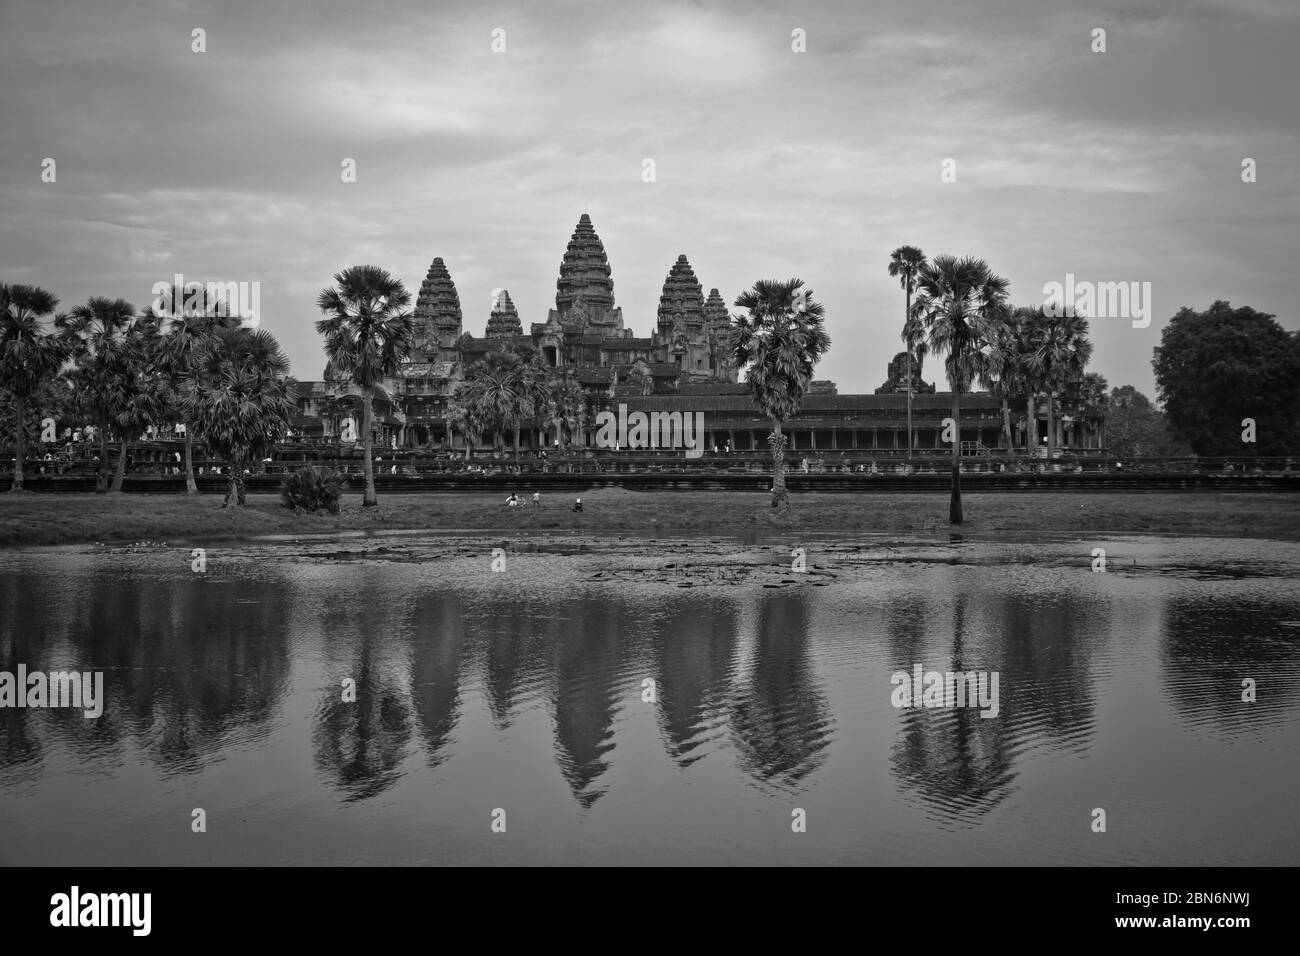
xmin=410 ymin=257 xmax=462 ymax=363
xmin=654 ymin=254 xmax=733 ymax=382
xmin=485 ymin=289 xmax=522 ymax=338
xmin=656 ymin=254 xmax=706 ymax=337
xmin=548 ymin=213 xmax=624 ymax=334
xmin=704 ymin=287 xmax=738 ymax=383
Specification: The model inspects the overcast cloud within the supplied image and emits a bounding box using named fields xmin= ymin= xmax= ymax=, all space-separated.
xmin=2 ymin=0 xmax=1296 ymax=395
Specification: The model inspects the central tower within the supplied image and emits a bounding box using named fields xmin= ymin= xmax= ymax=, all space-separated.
xmin=549 ymin=213 xmax=624 ymax=333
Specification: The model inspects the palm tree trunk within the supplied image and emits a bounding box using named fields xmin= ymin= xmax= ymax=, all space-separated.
xmin=10 ymin=395 xmax=26 ymax=492
xmin=1001 ymin=398 xmax=1014 ymax=458
xmin=361 ymin=389 xmax=377 ymax=507
xmin=184 ymin=428 xmax=197 ymax=494
xmin=513 ymin=425 xmax=520 ymax=464
xmin=1046 ymin=390 xmax=1056 ymax=468
xmin=1025 ymin=397 xmax=1035 ymax=456
xmin=769 ymin=418 xmax=788 ymax=510
xmin=950 ymin=390 xmax=963 ymax=524
xmin=97 ymin=418 xmax=110 ymax=494
xmin=111 ymin=435 xmax=129 ymax=492
xmin=905 ymin=286 xmax=913 ymax=461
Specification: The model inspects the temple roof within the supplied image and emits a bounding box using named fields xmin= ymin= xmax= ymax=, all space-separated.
xmin=485 ymin=289 xmax=522 ymax=338
xmin=703 ymin=287 xmax=731 ymax=337
xmin=556 ymin=213 xmax=616 ymax=319
xmin=657 ymin=254 xmax=706 ymax=334
xmin=411 ymin=257 xmax=462 ymax=357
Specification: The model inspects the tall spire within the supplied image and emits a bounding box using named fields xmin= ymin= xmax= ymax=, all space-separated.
xmin=656 ymin=254 xmax=706 ymax=335
xmin=555 ymin=213 xmax=615 ymax=320
xmin=411 ymin=257 xmax=462 ymax=361
xmin=485 ymin=289 xmax=522 ymax=338
xmin=703 ymin=287 xmax=729 ymax=332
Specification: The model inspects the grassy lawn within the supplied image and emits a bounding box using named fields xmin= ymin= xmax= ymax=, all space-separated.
xmin=1 ymin=487 xmax=1298 ymax=547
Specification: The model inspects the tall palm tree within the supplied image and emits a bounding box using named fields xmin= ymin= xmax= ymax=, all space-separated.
xmin=105 ymin=318 xmax=168 ymax=493
xmin=316 ymin=266 xmax=414 ymax=507
xmin=154 ymin=286 xmax=229 ymax=493
xmin=183 ymin=324 xmax=293 ymax=507
xmin=729 ymin=278 xmax=831 ymax=510
xmin=447 ymin=386 xmax=484 ymax=462
xmin=0 ymin=285 xmax=69 ymax=492
xmin=1074 ymin=372 xmax=1109 ymax=449
xmin=976 ymin=304 xmax=1028 ymax=459
xmin=911 ymin=255 xmax=1010 ymax=524
xmin=1027 ymin=307 xmax=1093 ymax=463
xmin=546 ymin=377 xmax=587 ymax=450
xmin=57 ymin=297 xmax=140 ymax=494
xmin=460 ymin=347 xmax=531 ymax=462
xmin=888 ymin=246 xmax=927 ymax=459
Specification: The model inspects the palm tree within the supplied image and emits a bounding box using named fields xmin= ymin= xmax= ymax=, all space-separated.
xmin=729 ymin=278 xmax=831 ymax=510
xmin=888 ymin=246 xmax=927 ymax=459
xmin=911 ymin=255 xmax=1010 ymax=524
xmin=106 ymin=321 xmax=168 ymax=493
xmin=57 ymin=297 xmax=140 ymax=494
xmin=1027 ymin=307 xmax=1093 ymax=463
xmin=0 ymin=285 xmax=69 ymax=492
xmin=976 ymin=304 xmax=1028 ymax=459
xmin=447 ymin=386 xmax=484 ymax=462
xmin=316 ymin=266 xmax=414 ymax=507
xmin=183 ymin=324 xmax=292 ymax=507
xmin=153 ymin=286 xmax=229 ymax=493
xmin=460 ymin=348 xmax=528 ymax=462
xmin=546 ymin=377 xmax=587 ymax=450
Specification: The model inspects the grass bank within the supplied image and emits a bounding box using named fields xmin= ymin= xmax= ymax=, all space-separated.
xmin=1 ymin=488 xmax=1298 ymax=548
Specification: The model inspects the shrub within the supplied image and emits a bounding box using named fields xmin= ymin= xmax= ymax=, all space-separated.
xmin=280 ymin=465 xmax=348 ymax=514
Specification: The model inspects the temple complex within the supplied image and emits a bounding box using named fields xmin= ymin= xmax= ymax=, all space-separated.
xmin=292 ymin=213 xmax=1108 ymax=456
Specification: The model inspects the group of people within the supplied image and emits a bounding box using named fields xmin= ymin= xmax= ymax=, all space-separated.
xmin=504 ymin=491 xmax=583 ymax=512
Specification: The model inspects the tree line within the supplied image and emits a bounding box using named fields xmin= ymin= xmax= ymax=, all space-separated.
xmin=3 ymin=260 xmax=1297 ymax=523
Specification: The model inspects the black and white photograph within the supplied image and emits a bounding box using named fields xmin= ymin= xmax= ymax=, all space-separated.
xmin=1 ymin=0 xmax=1296 ymax=933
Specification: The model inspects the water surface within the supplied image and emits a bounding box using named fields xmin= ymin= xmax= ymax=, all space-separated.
xmin=1 ymin=532 xmax=1297 ymax=865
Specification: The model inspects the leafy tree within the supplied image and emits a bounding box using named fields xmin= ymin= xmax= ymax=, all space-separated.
xmin=1107 ymin=385 xmax=1191 ymax=458
xmin=888 ymin=245 xmax=927 ymax=458
xmin=458 ymin=345 xmax=543 ymax=462
xmin=911 ymin=255 xmax=1009 ymax=524
xmin=545 ymin=377 xmax=587 ymax=449
xmin=0 ymin=284 xmax=69 ymax=491
xmin=316 ymin=266 xmax=414 ymax=506
xmin=1153 ymin=301 xmax=1300 ymax=456
xmin=975 ymin=303 xmax=1027 ymax=457
xmin=1025 ymin=306 xmax=1093 ymax=461
xmin=447 ymin=385 xmax=485 ymax=461
xmin=58 ymin=297 xmax=156 ymax=494
xmin=730 ymin=278 xmax=831 ymax=510
xmin=183 ymin=324 xmax=293 ymax=507
xmin=153 ymin=285 xmax=229 ymax=493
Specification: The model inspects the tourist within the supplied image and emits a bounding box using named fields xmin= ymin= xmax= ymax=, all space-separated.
xmin=506 ymin=493 xmax=519 ymax=507
xmin=532 ymin=491 xmax=541 ymax=507
xmin=573 ymin=497 xmax=583 ymax=513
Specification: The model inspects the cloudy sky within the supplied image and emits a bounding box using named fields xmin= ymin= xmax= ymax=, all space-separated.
xmin=2 ymin=0 xmax=1296 ymax=396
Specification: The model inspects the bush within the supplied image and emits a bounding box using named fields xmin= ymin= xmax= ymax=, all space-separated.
xmin=280 ymin=465 xmax=348 ymax=514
